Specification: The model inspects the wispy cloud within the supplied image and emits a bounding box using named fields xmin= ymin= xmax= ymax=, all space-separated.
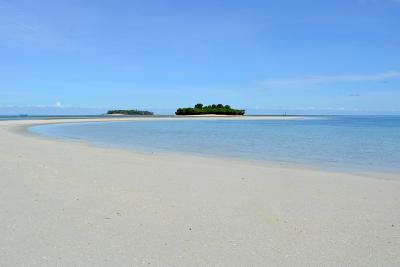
xmin=2 ymin=102 xmax=63 ymax=108
xmin=261 ymin=71 xmax=400 ymax=88
xmin=35 ymin=102 xmax=63 ymax=108
xmin=358 ymin=0 xmax=400 ymax=4
xmin=0 ymin=1 xmax=99 ymax=50
xmin=292 ymin=106 xmax=362 ymax=111
xmin=0 ymin=2 xmax=63 ymax=49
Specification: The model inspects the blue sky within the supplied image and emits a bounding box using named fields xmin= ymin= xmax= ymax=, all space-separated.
xmin=0 ymin=0 xmax=399 ymax=115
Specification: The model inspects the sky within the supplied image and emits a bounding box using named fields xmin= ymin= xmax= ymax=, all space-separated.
xmin=0 ymin=0 xmax=399 ymax=115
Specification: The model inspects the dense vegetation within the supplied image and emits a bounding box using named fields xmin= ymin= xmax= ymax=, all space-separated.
xmin=107 ymin=109 xmax=154 ymax=115
xmin=176 ymin=103 xmax=245 ymax=115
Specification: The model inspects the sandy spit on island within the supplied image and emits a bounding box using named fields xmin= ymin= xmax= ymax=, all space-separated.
xmin=0 ymin=117 xmax=399 ymax=266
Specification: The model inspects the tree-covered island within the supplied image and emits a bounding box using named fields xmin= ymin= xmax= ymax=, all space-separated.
xmin=176 ymin=103 xmax=245 ymax=115
xmin=107 ymin=109 xmax=154 ymax=115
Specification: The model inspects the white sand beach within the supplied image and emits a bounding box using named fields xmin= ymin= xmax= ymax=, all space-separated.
xmin=0 ymin=118 xmax=399 ymax=266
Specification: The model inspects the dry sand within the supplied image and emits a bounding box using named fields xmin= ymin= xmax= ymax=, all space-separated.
xmin=0 ymin=117 xmax=399 ymax=266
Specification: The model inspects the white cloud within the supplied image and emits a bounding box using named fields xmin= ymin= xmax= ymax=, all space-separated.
xmin=261 ymin=71 xmax=400 ymax=88
xmin=34 ymin=102 xmax=63 ymax=108
xmin=1 ymin=102 xmax=63 ymax=108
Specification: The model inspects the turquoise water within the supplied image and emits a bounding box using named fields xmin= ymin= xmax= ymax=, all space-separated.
xmin=30 ymin=116 xmax=400 ymax=173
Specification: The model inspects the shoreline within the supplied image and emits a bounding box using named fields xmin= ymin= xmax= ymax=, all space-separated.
xmin=1 ymin=118 xmax=400 ymax=266
xmin=22 ymin=118 xmax=330 ymax=175
xmin=25 ymin=118 xmax=400 ymax=180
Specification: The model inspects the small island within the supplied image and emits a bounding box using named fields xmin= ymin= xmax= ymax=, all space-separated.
xmin=107 ymin=109 xmax=154 ymax=116
xmin=176 ymin=103 xmax=245 ymax=115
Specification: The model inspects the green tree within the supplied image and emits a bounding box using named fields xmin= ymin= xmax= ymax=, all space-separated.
xmin=175 ymin=103 xmax=245 ymax=115
xmin=194 ymin=103 xmax=203 ymax=109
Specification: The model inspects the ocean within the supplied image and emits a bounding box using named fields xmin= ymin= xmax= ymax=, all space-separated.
xmin=29 ymin=116 xmax=400 ymax=173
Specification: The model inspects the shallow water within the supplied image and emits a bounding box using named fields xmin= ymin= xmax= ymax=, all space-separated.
xmin=0 ymin=115 xmax=107 ymax=121
xmin=30 ymin=116 xmax=400 ymax=173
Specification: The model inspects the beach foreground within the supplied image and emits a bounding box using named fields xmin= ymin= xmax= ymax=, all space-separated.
xmin=0 ymin=118 xmax=399 ymax=266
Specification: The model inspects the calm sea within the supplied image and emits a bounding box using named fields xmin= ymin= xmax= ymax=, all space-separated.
xmin=29 ymin=116 xmax=400 ymax=173
xmin=0 ymin=115 xmax=106 ymax=121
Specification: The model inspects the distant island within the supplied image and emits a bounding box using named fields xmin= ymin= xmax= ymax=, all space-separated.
xmin=107 ymin=109 xmax=154 ymax=116
xmin=176 ymin=103 xmax=245 ymax=115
